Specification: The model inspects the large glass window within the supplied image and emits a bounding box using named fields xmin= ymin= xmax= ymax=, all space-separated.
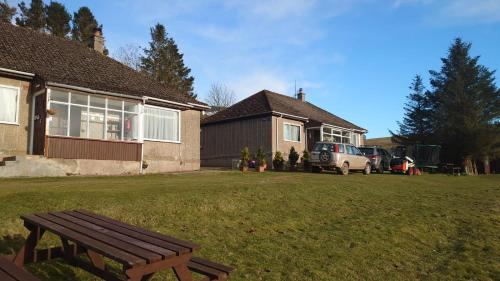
xmin=48 ymin=90 xmax=139 ymax=142
xmin=0 ymin=85 xmax=19 ymax=124
xmin=144 ymin=106 xmax=180 ymax=142
xmin=322 ymin=126 xmax=352 ymax=144
xmin=284 ymin=123 xmax=301 ymax=142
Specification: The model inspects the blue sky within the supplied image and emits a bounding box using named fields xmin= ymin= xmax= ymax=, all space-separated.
xmin=9 ymin=0 xmax=500 ymax=137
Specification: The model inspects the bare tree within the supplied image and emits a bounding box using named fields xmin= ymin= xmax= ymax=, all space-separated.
xmin=205 ymin=82 xmax=236 ymax=115
xmin=113 ymin=44 xmax=142 ymax=71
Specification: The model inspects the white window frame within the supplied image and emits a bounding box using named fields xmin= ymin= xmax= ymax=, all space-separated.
xmin=0 ymin=84 xmax=21 ymax=125
xmin=321 ymin=125 xmax=353 ymax=144
xmin=47 ymin=89 xmax=140 ymax=142
xmin=283 ymin=122 xmax=301 ymax=143
xmin=143 ymin=104 xmax=181 ymax=144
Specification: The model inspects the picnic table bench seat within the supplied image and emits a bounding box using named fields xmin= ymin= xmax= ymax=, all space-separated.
xmin=0 ymin=257 xmax=40 ymax=281
xmin=188 ymin=257 xmax=234 ymax=281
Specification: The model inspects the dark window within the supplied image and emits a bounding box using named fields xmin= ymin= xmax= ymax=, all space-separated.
xmin=314 ymin=143 xmax=333 ymax=152
xmin=359 ymin=147 xmax=374 ymax=156
xmin=338 ymin=144 xmax=345 ymax=153
xmin=346 ymin=145 xmax=354 ymax=155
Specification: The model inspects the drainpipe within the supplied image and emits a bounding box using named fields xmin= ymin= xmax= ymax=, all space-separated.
xmin=139 ymin=97 xmax=146 ymax=174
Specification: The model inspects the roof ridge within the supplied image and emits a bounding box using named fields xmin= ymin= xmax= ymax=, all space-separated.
xmin=260 ymin=90 xmax=274 ymax=112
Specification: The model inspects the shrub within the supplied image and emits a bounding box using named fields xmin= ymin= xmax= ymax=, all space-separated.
xmin=301 ymin=150 xmax=310 ymax=162
xmin=273 ymin=151 xmax=284 ymax=170
xmin=256 ymin=147 xmax=267 ymax=167
xmin=241 ymin=146 xmax=250 ymax=167
xmin=289 ymin=146 xmax=299 ymax=167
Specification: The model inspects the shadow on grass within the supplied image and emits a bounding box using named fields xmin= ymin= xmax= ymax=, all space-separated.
xmin=0 ymin=235 xmax=79 ymax=281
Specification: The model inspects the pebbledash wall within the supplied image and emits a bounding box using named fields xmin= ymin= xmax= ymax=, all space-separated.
xmin=142 ymin=109 xmax=201 ymax=173
xmin=0 ymin=76 xmax=31 ymax=157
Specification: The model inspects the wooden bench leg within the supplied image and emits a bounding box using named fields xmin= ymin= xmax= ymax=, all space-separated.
xmin=173 ymin=264 xmax=194 ymax=281
xmin=87 ymin=249 xmax=106 ymax=271
xmin=14 ymin=224 xmax=45 ymax=267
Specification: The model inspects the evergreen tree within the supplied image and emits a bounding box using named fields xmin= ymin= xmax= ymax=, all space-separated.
xmin=429 ymin=38 xmax=499 ymax=174
xmin=141 ymin=23 xmax=196 ymax=99
xmin=46 ymin=1 xmax=71 ymax=37
xmin=394 ymin=75 xmax=433 ymax=143
xmin=71 ymin=7 xmax=98 ymax=42
xmin=0 ymin=0 xmax=16 ymax=23
xmin=15 ymin=0 xmax=46 ymax=31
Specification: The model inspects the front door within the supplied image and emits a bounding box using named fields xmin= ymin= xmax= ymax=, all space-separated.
xmin=32 ymin=94 xmax=46 ymax=155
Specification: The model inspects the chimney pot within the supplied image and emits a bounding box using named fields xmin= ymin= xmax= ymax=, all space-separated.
xmin=297 ymin=88 xmax=306 ymax=102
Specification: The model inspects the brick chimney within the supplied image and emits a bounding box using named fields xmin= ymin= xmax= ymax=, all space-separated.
xmin=297 ymin=88 xmax=306 ymax=102
xmin=88 ymin=27 xmax=105 ymax=54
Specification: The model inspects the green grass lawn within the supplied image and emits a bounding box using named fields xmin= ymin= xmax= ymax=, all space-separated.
xmin=0 ymin=171 xmax=499 ymax=280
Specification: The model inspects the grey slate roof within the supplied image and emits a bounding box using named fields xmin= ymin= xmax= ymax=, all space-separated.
xmin=0 ymin=22 xmax=203 ymax=106
xmin=202 ymin=90 xmax=365 ymax=131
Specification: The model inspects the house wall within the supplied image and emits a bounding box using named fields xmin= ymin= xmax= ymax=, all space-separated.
xmin=272 ymin=116 xmax=307 ymax=161
xmin=142 ymin=109 xmax=201 ymax=173
xmin=0 ymin=77 xmax=31 ymax=157
xmin=201 ymin=116 xmax=273 ymax=167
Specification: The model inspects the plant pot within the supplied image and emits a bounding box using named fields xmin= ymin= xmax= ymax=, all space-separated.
xmin=256 ymin=166 xmax=266 ymax=172
xmin=240 ymin=166 xmax=249 ymax=172
xmin=303 ymin=161 xmax=311 ymax=172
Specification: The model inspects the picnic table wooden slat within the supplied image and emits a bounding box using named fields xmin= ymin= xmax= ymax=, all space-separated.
xmin=75 ymin=209 xmax=200 ymax=251
xmin=21 ymin=214 xmax=146 ymax=266
xmin=0 ymin=257 xmax=39 ymax=281
xmin=36 ymin=213 xmax=162 ymax=264
xmin=50 ymin=212 xmax=175 ymax=259
xmin=64 ymin=211 xmax=190 ymax=255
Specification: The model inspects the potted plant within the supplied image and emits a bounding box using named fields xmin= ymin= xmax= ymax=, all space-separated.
xmin=288 ymin=146 xmax=299 ymax=171
xmin=240 ymin=146 xmax=250 ymax=172
xmin=301 ymin=150 xmax=311 ymax=171
xmin=256 ymin=147 xmax=267 ymax=172
xmin=273 ymin=151 xmax=284 ymax=171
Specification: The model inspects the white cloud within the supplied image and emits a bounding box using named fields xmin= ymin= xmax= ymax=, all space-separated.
xmin=230 ymin=71 xmax=290 ymax=100
xmin=441 ymin=0 xmax=500 ymax=23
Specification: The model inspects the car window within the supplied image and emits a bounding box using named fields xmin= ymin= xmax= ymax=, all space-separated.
xmin=352 ymin=146 xmax=363 ymax=156
xmin=346 ymin=145 xmax=354 ymax=155
xmin=359 ymin=147 xmax=374 ymax=155
xmin=338 ymin=144 xmax=345 ymax=153
xmin=314 ymin=143 xmax=333 ymax=151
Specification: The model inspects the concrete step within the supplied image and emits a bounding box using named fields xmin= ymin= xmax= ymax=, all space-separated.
xmin=1 ymin=156 xmax=16 ymax=162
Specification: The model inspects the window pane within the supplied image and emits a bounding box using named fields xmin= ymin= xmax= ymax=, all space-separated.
xmin=88 ymin=108 xmax=105 ymax=139
xmin=332 ymin=135 xmax=341 ymax=142
xmin=323 ymin=127 xmax=331 ymax=134
xmin=341 ymin=137 xmax=350 ymax=144
xmin=106 ymin=110 xmax=122 ymax=140
xmin=69 ymin=105 xmax=88 ymax=137
xmin=0 ymin=86 xmax=18 ymax=123
xmin=342 ymin=131 xmax=350 ymax=137
xmin=292 ymin=125 xmax=300 ymax=141
xmin=50 ymin=90 xmax=68 ymax=102
xmin=284 ymin=124 xmax=290 ymax=140
xmin=48 ymin=103 xmax=68 ymax=136
xmin=323 ymin=134 xmax=333 ymax=142
xmin=144 ymin=107 xmax=179 ymax=142
xmin=108 ymin=99 xmax=122 ymax=110
xmin=90 ymin=96 xmax=106 ymax=108
xmin=124 ymin=113 xmax=138 ymax=141
xmin=124 ymin=101 xmax=138 ymax=113
xmin=71 ymin=93 xmax=88 ymax=105
xmin=332 ymin=130 xmax=341 ymax=136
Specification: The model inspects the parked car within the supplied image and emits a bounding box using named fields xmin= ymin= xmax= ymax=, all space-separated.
xmin=309 ymin=142 xmax=372 ymax=175
xmin=359 ymin=146 xmax=392 ymax=173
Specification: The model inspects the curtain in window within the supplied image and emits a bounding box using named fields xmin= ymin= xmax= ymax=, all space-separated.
xmin=0 ymin=86 xmax=18 ymax=123
xmin=284 ymin=124 xmax=300 ymax=141
xmin=144 ymin=107 xmax=179 ymax=142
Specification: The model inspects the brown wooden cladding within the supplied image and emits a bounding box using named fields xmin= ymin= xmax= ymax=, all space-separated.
xmin=46 ymin=136 xmax=141 ymax=161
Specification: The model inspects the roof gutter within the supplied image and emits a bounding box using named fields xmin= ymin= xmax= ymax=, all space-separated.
xmin=47 ymin=82 xmax=144 ymax=101
xmin=143 ymin=96 xmax=209 ymax=110
xmin=0 ymin=67 xmax=35 ymax=79
xmin=271 ymin=111 xmax=309 ymax=121
xmin=321 ymin=122 xmax=367 ymax=133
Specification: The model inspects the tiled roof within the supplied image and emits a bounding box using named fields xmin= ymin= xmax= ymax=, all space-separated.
xmin=0 ymin=22 xmax=203 ymax=106
xmin=202 ymin=90 xmax=365 ymax=131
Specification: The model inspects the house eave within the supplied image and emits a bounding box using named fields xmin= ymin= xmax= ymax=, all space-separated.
xmin=0 ymin=67 xmax=35 ymax=80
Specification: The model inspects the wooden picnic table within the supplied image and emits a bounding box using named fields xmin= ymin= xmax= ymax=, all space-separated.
xmin=11 ymin=209 xmax=201 ymax=281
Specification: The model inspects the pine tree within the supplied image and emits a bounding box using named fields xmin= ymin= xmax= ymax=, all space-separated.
xmin=394 ymin=75 xmax=433 ymax=143
xmin=141 ymin=23 xmax=196 ymax=99
xmin=46 ymin=1 xmax=71 ymax=37
xmin=71 ymin=7 xmax=98 ymax=42
xmin=0 ymin=0 xmax=16 ymax=23
xmin=429 ymin=38 xmax=500 ymax=174
xmin=15 ymin=0 xmax=46 ymax=31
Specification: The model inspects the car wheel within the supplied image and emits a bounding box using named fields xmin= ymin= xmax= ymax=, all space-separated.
xmin=363 ymin=163 xmax=371 ymax=175
xmin=377 ymin=165 xmax=384 ymax=174
xmin=340 ymin=162 xmax=349 ymax=175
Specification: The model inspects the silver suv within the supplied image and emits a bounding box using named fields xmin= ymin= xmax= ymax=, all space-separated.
xmin=310 ymin=142 xmax=372 ymax=175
